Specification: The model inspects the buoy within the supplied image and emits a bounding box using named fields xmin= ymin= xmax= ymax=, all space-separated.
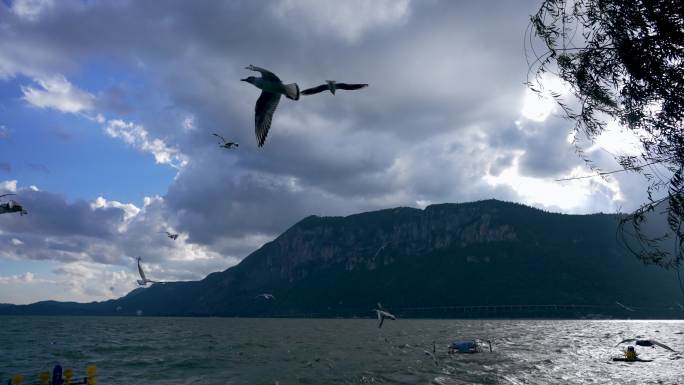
xmin=86 ymin=365 xmax=97 ymax=385
xmin=64 ymin=368 xmax=73 ymax=385
xmin=11 ymin=374 xmax=24 ymax=385
xmin=39 ymin=371 xmax=49 ymax=385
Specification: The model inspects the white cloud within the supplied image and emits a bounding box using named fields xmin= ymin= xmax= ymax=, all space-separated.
xmin=22 ymin=75 xmax=95 ymax=113
xmin=53 ymin=262 xmax=135 ymax=299
xmin=103 ymin=119 xmax=188 ymax=168
xmin=588 ymin=120 xmax=644 ymax=157
xmin=9 ymin=0 xmax=54 ymax=21
xmin=10 ymin=238 xmax=24 ymax=246
xmin=0 ymin=272 xmax=35 ymax=284
xmin=484 ymin=154 xmax=623 ymax=212
xmin=0 ymin=180 xmax=18 ymax=193
xmin=521 ymin=75 xmax=570 ymax=122
xmin=182 ymin=115 xmax=196 ymax=132
xmin=91 ymin=196 xmax=141 ymax=232
xmin=521 ymin=88 xmax=557 ymax=122
xmin=273 ymin=0 xmax=411 ymax=42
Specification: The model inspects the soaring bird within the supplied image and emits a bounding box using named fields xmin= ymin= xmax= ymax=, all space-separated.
xmin=162 ymin=231 xmax=179 ymax=240
xmin=255 ymin=293 xmax=276 ymax=300
xmin=615 ymin=339 xmax=676 ymax=352
xmin=301 ymin=81 xmax=368 ymax=95
xmin=615 ymin=301 xmax=635 ymax=312
xmin=135 ymin=257 xmax=161 ymax=286
xmin=241 ymin=65 xmax=299 ymax=147
xmin=0 ymin=194 xmax=27 ymax=216
xmin=423 ymin=342 xmax=439 ymax=367
xmin=375 ymin=303 xmax=396 ymax=328
xmin=212 ymin=133 xmax=238 ymax=149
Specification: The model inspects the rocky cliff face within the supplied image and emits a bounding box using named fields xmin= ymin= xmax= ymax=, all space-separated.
xmin=267 ymin=203 xmax=519 ymax=282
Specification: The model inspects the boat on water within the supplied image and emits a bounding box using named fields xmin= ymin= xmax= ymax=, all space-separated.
xmin=448 ymin=339 xmax=492 ymax=354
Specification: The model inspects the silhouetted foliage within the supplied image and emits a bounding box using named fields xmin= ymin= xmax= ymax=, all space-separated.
xmin=528 ymin=0 xmax=684 ymax=271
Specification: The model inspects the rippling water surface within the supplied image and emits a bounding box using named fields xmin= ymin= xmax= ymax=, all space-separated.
xmin=1 ymin=317 xmax=683 ymax=384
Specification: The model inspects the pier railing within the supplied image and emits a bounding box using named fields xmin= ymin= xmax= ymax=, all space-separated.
xmin=5 ymin=365 xmax=96 ymax=385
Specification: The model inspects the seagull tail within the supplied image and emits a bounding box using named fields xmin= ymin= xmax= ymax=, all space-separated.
xmin=284 ymin=83 xmax=300 ymax=100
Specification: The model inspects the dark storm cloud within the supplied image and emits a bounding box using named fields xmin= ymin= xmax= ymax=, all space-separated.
xmin=0 ymin=0 xmax=638 ymax=302
xmin=0 ymin=189 xmax=120 ymax=239
xmin=487 ymin=118 xmax=583 ymax=178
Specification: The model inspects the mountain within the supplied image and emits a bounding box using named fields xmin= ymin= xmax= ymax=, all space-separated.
xmin=2 ymin=199 xmax=683 ymax=318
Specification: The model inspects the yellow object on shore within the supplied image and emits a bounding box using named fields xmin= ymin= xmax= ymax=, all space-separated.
xmin=64 ymin=368 xmax=73 ymax=385
xmin=87 ymin=365 xmax=97 ymax=385
xmin=39 ymin=371 xmax=49 ymax=385
xmin=11 ymin=374 xmax=23 ymax=385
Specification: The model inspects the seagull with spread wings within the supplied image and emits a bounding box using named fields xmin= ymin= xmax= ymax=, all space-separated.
xmin=255 ymin=293 xmax=276 ymax=300
xmin=301 ymin=80 xmax=368 ymax=96
xmin=0 ymin=193 xmax=27 ymax=216
xmin=135 ymin=257 xmax=162 ymax=286
xmin=615 ymin=338 xmax=677 ymax=352
xmin=162 ymin=231 xmax=179 ymax=240
xmin=375 ymin=303 xmax=396 ymax=329
xmin=241 ymin=65 xmax=299 ymax=147
xmin=212 ymin=133 xmax=239 ymax=149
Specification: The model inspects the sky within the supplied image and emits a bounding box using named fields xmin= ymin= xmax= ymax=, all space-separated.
xmin=0 ymin=0 xmax=654 ymax=304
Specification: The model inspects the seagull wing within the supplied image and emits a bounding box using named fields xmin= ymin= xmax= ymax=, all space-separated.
xmin=255 ymin=91 xmax=281 ymax=147
xmin=615 ymin=301 xmax=635 ymax=311
xmin=651 ymin=340 xmax=676 ymax=352
xmin=615 ymin=338 xmax=636 ymax=347
xmin=336 ymin=83 xmax=368 ymax=91
xmin=246 ymin=65 xmax=281 ymax=82
xmin=212 ymin=133 xmax=226 ymax=143
xmin=378 ymin=312 xmax=385 ymax=329
xmin=301 ymin=84 xmax=329 ymax=95
xmin=137 ymin=258 xmax=147 ymax=282
xmin=0 ymin=193 xmax=16 ymax=199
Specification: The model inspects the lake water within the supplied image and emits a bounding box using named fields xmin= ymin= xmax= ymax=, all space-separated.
xmin=1 ymin=317 xmax=683 ymax=384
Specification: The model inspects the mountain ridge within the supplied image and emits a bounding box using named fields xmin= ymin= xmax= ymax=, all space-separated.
xmin=2 ymin=199 xmax=683 ymax=318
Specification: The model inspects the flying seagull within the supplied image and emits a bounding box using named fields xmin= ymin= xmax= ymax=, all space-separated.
xmin=423 ymin=341 xmax=439 ymax=367
xmin=241 ymin=65 xmax=300 ymax=147
xmin=161 ymin=231 xmax=179 ymax=240
xmin=301 ymin=81 xmax=368 ymax=95
xmin=615 ymin=339 xmax=676 ymax=352
xmin=615 ymin=301 xmax=635 ymax=312
xmin=255 ymin=293 xmax=276 ymax=300
xmin=135 ymin=257 xmax=161 ymax=286
xmin=0 ymin=193 xmax=27 ymax=216
xmin=212 ymin=133 xmax=238 ymax=149
xmin=375 ymin=303 xmax=396 ymax=329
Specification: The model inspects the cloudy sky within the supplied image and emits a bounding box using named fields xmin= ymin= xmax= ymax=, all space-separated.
xmin=0 ymin=0 xmax=651 ymax=304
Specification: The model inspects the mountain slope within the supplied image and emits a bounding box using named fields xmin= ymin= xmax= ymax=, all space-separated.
xmin=3 ymin=200 xmax=683 ymax=318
